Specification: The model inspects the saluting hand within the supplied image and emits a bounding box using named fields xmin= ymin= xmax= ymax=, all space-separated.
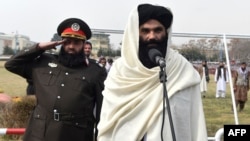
xmin=37 ymin=39 xmax=66 ymax=50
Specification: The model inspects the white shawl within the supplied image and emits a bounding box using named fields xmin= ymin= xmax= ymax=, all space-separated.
xmin=98 ymin=6 xmax=202 ymax=141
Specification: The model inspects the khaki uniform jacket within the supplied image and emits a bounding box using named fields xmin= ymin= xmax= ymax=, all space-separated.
xmin=5 ymin=45 xmax=107 ymax=141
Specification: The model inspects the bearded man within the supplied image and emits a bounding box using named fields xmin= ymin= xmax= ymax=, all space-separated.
xmin=5 ymin=18 xmax=106 ymax=141
xmin=97 ymin=3 xmax=207 ymax=141
xmin=233 ymin=62 xmax=249 ymax=112
xmin=198 ymin=60 xmax=210 ymax=97
xmin=214 ymin=61 xmax=229 ymax=98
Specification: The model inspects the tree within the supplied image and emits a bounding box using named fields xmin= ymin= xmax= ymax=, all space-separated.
xmin=97 ymin=47 xmax=121 ymax=57
xmin=179 ymin=47 xmax=206 ymax=61
xmin=97 ymin=48 xmax=105 ymax=57
xmin=51 ymin=33 xmax=62 ymax=41
xmin=230 ymin=38 xmax=250 ymax=63
xmin=3 ymin=46 xmax=15 ymax=55
xmin=114 ymin=49 xmax=121 ymax=57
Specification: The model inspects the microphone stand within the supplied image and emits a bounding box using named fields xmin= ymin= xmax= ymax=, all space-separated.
xmin=159 ymin=66 xmax=176 ymax=141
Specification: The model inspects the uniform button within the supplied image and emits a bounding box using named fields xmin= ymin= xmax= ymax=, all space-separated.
xmin=37 ymin=114 xmax=40 ymax=118
xmin=49 ymin=71 xmax=52 ymax=74
xmin=54 ymin=109 xmax=57 ymax=113
xmin=75 ymin=122 xmax=79 ymax=125
xmin=82 ymin=76 xmax=85 ymax=80
xmin=57 ymin=96 xmax=61 ymax=99
xmin=65 ymin=72 xmax=69 ymax=75
xmin=61 ymin=84 xmax=65 ymax=87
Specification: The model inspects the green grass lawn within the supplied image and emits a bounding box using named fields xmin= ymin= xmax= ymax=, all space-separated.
xmin=0 ymin=61 xmax=26 ymax=97
xmin=1 ymin=61 xmax=250 ymax=140
xmin=203 ymin=74 xmax=250 ymax=138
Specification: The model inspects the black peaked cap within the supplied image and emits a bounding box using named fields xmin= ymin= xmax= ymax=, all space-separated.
xmin=57 ymin=18 xmax=91 ymax=40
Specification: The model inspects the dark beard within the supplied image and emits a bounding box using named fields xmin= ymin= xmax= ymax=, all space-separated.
xmin=58 ymin=46 xmax=86 ymax=68
xmin=138 ymin=36 xmax=168 ymax=69
xmin=241 ymin=67 xmax=246 ymax=71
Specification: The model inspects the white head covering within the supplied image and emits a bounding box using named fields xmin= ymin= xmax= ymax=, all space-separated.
xmin=98 ymin=5 xmax=200 ymax=141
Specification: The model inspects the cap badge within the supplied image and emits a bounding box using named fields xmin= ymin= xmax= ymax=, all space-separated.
xmin=48 ymin=62 xmax=58 ymax=68
xmin=71 ymin=23 xmax=80 ymax=31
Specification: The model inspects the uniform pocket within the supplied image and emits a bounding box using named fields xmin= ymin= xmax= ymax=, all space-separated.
xmin=30 ymin=106 xmax=47 ymax=139
xmin=29 ymin=106 xmax=46 ymax=138
xmin=30 ymin=117 xmax=46 ymax=139
xmin=38 ymin=69 xmax=60 ymax=86
xmin=71 ymin=76 xmax=90 ymax=92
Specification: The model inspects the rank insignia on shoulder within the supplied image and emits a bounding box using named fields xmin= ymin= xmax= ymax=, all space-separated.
xmin=48 ymin=62 xmax=58 ymax=68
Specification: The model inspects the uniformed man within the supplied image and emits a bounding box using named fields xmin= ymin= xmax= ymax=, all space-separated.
xmin=5 ymin=18 xmax=107 ymax=141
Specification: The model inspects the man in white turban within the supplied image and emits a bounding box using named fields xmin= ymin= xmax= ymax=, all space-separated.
xmin=98 ymin=3 xmax=207 ymax=141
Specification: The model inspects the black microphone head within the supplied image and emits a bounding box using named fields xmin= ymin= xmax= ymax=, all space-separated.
xmin=148 ymin=48 xmax=163 ymax=63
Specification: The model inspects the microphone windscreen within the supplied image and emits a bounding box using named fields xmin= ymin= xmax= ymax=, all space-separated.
xmin=148 ymin=49 xmax=163 ymax=63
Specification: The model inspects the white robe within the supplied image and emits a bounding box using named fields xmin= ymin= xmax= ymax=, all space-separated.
xmin=200 ymin=67 xmax=208 ymax=92
xmin=97 ymin=6 xmax=207 ymax=141
xmin=214 ymin=68 xmax=229 ymax=97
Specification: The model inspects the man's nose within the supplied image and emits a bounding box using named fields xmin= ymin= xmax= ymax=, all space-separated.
xmin=148 ymin=31 xmax=157 ymax=40
xmin=68 ymin=42 xmax=75 ymax=48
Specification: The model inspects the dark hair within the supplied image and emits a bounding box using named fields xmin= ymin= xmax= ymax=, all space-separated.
xmin=99 ymin=57 xmax=106 ymax=62
xmin=85 ymin=41 xmax=92 ymax=49
xmin=138 ymin=4 xmax=173 ymax=29
xmin=108 ymin=58 xmax=113 ymax=63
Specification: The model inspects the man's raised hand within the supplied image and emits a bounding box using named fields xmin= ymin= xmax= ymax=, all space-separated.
xmin=38 ymin=39 xmax=66 ymax=50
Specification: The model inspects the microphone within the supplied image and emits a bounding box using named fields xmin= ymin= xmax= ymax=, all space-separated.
xmin=148 ymin=49 xmax=166 ymax=68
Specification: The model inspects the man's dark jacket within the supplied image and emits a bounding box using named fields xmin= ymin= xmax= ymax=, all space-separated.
xmin=4 ymin=45 xmax=107 ymax=141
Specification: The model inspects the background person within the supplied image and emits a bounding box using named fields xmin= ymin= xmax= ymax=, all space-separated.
xmin=5 ymin=18 xmax=106 ymax=141
xmin=83 ymin=40 xmax=98 ymax=65
xmin=84 ymin=40 xmax=92 ymax=59
xmin=98 ymin=56 xmax=107 ymax=68
xmin=105 ymin=58 xmax=113 ymax=73
xmin=233 ymin=62 xmax=249 ymax=112
xmin=214 ymin=61 xmax=229 ymax=98
xmin=198 ymin=60 xmax=210 ymax=97
xmin=97 ymin=3 xmax=207 ymax=141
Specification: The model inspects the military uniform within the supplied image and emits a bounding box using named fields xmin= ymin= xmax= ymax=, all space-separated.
xmin=4 ymin=18 xmax=106 ymax=141
xmin=5 ymin=45 xmax=106 ymax=141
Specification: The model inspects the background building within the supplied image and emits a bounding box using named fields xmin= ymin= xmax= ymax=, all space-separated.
xmin=0 ymin=32 xmax=35 ymax=55
xmin=89 ymin=32 xmax=110 ymax=59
